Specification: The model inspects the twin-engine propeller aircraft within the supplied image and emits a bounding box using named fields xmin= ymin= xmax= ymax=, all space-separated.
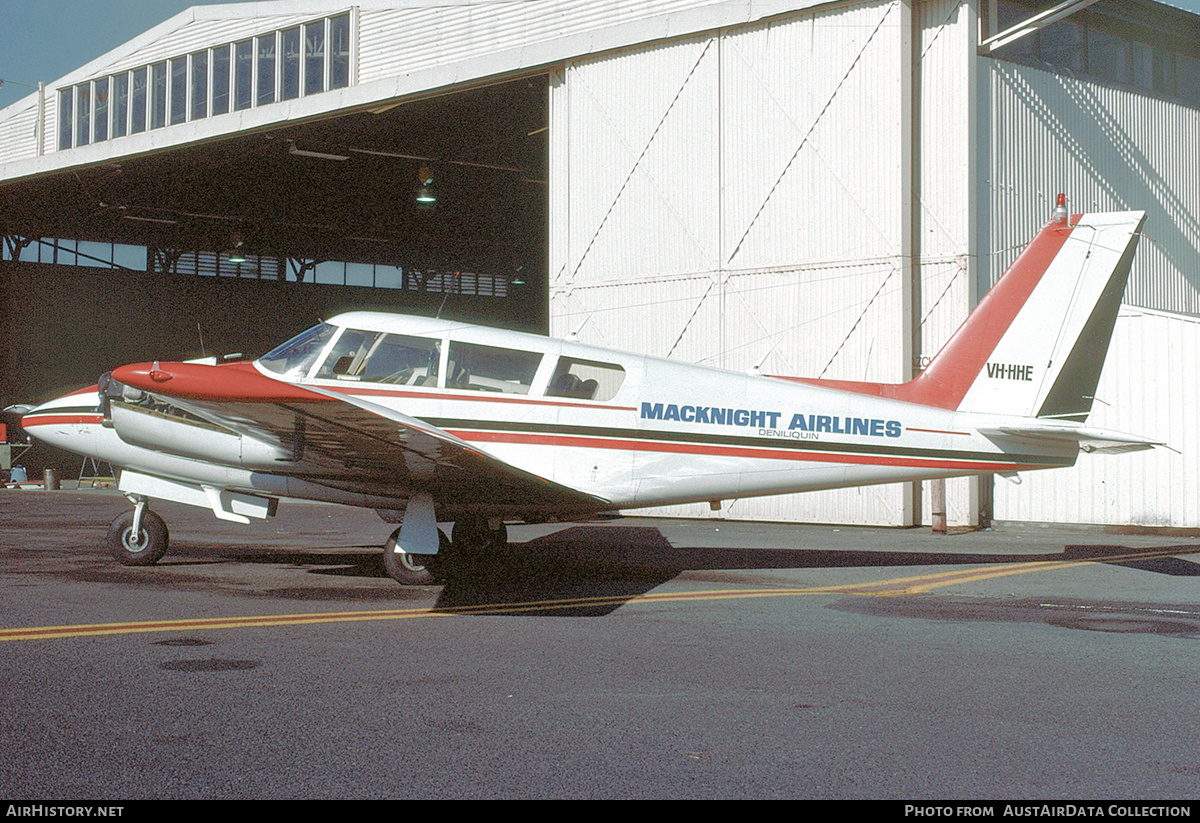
xmin=24 ymin=201 xmax=1157 ymax=584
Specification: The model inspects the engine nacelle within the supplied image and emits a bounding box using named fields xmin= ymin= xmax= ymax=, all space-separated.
xmin=110 ymin=402 xmax=291 ymax=468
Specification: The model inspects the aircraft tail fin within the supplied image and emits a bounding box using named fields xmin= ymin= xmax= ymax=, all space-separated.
xmin=903 ymin=204 xmax=1145 ymax=419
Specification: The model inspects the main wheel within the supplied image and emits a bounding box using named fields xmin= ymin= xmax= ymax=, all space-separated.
xmin=106 ymin=509 xmax=169 ymax=566
xmin=382 ymin=527 xmax=448 ymax=585
xmin=451 ymin=517 xmax=508 ymax=559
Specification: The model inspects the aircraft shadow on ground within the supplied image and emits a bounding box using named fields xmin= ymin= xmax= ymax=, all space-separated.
xmin=431 ymin=527 xmax=1200 ymax=616
xmin=199 ymin=527 xmax=1200 ymax=617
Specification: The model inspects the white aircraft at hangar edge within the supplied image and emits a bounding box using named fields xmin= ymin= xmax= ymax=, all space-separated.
xmin=21 ymin=201 xmax=1159 ymax=584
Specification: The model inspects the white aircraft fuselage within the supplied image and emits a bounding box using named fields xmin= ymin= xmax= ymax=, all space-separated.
xmin=24 ymin=314 xmax=1075 ymax=512
xmin=20 ymin=205 xmax=1157 ymax=583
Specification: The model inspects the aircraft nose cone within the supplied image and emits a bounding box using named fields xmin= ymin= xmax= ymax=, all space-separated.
xmin=19 ymin=387 xmax=102 ymax=448
xmin=21 ymin=402 xmax=62 ymax=447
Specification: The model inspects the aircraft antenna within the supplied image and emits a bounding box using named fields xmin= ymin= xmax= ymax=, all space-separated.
xmin=568 ymin=311 xmax=594 ymax=340
xmin=748 ymin=346 xmax=776 ymax=375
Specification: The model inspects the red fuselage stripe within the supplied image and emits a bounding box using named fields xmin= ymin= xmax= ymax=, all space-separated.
xmin=448 ymin=429 xmax=1045 ymax=472
xmin=22 ymin=414 xmax=104 ymax=427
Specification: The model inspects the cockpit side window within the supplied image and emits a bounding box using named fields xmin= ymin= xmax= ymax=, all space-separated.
xmin=445 ymin=342 xmax=542 ymax=395
xmin=257 ymin=322 xmax=338 ymax=380
xmin=316 ymin=330 xmax=441 ymax=386
xmin=546 ymin=357 xmax=626 ymax=401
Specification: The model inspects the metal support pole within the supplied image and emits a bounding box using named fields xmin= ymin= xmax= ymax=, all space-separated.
xmin=931 ymin=479 xmax=947 ymax=534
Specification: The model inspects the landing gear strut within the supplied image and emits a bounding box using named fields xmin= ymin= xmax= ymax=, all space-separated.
xmin=106 ymin=498 xmax=169 ymax=566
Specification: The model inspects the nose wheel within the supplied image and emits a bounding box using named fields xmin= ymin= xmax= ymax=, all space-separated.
xmin=106 ymin=501 xmax=169 ymax=566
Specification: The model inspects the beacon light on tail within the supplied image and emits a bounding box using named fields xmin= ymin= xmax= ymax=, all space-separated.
xmin=22 ymin=198 xmax=1158 ymax=584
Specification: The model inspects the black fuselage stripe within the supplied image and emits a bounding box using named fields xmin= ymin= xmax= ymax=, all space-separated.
xmin=428 ymin=418 xmax=1073 ymax=467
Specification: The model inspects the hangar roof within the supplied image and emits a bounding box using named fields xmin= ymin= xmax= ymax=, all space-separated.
xmin=0 ymin=0 xmax=822 ymax=179
xmin=0 ymin=0 xmax=820 ymax=268
xmin=2 ymin=0 xmax=1195 ymax=271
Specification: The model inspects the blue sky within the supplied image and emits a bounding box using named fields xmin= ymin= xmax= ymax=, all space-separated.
xmin=3 ymin=0 xmax=1200 ymax=111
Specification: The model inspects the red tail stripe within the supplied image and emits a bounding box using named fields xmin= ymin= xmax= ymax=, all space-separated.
xmin=906 ymin=221 xmax=1074 ymax=409
xmin=774 ymin=219 xmax=1076 ymax=410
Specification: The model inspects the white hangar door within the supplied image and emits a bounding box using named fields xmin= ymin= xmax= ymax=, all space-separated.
xmin=548 ymin=0 xmax=914 ymax=525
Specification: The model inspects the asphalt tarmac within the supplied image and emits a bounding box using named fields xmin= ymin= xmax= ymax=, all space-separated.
xmin=3 ymin=488 xmax=1200 ymax=799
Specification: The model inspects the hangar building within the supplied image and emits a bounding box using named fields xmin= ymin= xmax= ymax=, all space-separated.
xmin=1 ymin=0 xmax=1198 ymax=528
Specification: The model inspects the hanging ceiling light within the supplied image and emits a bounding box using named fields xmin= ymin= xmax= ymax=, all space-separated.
xmin=228 ymin=233 xmax=247 ymax=263
xmin=415 ymin=166 xmax=436 ymax=210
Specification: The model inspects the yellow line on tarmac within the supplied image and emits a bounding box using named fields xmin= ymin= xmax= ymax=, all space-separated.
xmin=0 ymin=546 xmax=1188 ymax=642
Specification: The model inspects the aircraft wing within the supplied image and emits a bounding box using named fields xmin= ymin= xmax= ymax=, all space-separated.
xmin=978 ymin=422 xmax=1163 ymax=454
xmin=110 ymin=361 xmax=607 ymax=515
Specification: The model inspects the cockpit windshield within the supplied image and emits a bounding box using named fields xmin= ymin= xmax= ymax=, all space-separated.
xmin=257 ymin=322 xmax=338 ymax=380
xmin=315 ymin=330 xmax=441 ymax=386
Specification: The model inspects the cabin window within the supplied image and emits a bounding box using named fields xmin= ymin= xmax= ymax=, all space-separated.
xmin=257 ymin=322 xmax=338 ymax=379
xmin=446 ymin=342 xmax=542 ymax=395
xmin=547 ymin=357 xmax=626 ymax=401
xmin=316 ymin=330 xmax=440 ymax=386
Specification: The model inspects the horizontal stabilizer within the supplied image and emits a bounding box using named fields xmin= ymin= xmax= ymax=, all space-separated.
xmin=979 ymin=423 xmax=1162 ymax=454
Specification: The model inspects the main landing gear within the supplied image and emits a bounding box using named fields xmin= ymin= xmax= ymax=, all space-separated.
xmin=382 ymin=527 xmax=449 ymax=586
xmin=106 ymin=497 xmax=169 ymax=566
xmin=381 ymin=515 xmax=509 ymax=586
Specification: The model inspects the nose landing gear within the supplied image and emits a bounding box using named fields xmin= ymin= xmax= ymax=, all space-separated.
xmin=106 ymin=497 xmax=169 ymax=566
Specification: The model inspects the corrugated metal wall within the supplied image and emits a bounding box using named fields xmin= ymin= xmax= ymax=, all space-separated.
xmin=993 ymin=307 xmax=1200 ymax=527
xmin=981 ymin=59 xmax=1200 ymax=315
xmin=914 ymin=0 xmax=977 ymax=527
xmin=2 ymin=1 xmax=811 ymax=167
xmin=0 ymin=99 xmax=39 ymax=161
xmin=28 ymin=13 xmax=321 ymax=161
xmin=549 ymin=0 xmax=914 ymax=524
xmin=93 ymin=15 xmax=318 ymax=72
xmin=358 ymin=0 xmax=719 ymax=83
xmin=981 ymin=58 xmax=1200 ymax=526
